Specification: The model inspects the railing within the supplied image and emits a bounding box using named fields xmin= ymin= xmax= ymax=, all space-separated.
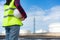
xmin=0 ymin=33 xmax=60 ymax=39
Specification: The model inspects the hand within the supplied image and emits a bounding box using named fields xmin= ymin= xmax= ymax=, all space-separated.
xmin=20 ymin=17 xmax=25 ymax=21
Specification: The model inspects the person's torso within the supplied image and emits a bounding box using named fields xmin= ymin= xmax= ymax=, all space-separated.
xmin=3 ymin=0 xmax=23 ymax=27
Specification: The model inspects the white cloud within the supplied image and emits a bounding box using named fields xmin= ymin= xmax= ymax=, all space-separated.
xmin=26 ymin=6 xmax=60 ymax=33
xmin=0 ymin=5 xmax=60 ymax=33
xmin=0 ymin=5 xmax=4 ymax=26
xmin=44 ymin=6 xmax=60 ymax=21
xmin=0 ymin=5 xmax=4 ymax=33
xmin=49 ymin=23 xmax=60 ymax=27
xmin=49 ymin=23 xmax=60 ymax=32
xmin=0 ymin=5 xmax=4 ymax=21
xmin=27 ymin=6 xmax=45 ymax=16
xmin=27 ymin=6 xmax=60 ymax=22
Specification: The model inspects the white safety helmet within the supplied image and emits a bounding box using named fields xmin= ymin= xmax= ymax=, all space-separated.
xmin=14 ymin=9 xmax=22 ymax=18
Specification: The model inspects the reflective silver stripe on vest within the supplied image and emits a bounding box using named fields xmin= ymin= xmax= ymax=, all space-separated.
xmin=5 ymin=8 xmax=15 ymax=11
xmin=4 ymin=15 xmax=14 ymax=18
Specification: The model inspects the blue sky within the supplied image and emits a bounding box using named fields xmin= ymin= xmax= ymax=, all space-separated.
xmin=0 ymin=0 xmax=60 ymax=33
xmin=20 ymin=0 xmax=60 ymax=10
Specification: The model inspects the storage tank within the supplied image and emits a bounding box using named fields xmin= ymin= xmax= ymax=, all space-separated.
xmin=19 ymin=30 xmax=31 ymax=35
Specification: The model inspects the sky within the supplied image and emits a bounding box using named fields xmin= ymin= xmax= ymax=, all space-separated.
xmin=0 ymin=0 xmax=60 ymax=33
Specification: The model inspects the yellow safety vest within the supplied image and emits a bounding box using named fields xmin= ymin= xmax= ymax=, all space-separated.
xmin=2 ymin=0 xmax=23 ymax=27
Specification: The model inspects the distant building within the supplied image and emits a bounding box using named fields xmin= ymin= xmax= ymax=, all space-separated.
xmin=36 ymin=29 xmax=48 ymax=33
